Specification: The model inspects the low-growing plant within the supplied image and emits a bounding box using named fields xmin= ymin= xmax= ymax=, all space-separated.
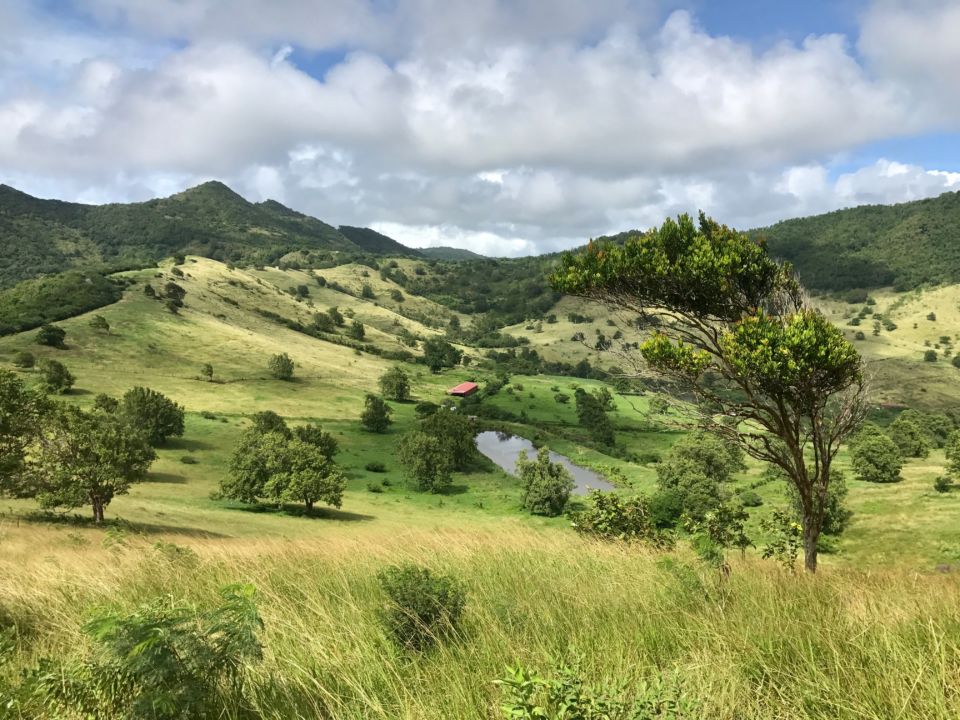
xmin=572 ymin=491 xmax=673 ymax=547
xmin=934 ymin=476 xmax=954 ymax=493
xmin=377 ymin=564 xmax=466 ymax=650
xmin=365 ymin=461 xmax=387 ymax=472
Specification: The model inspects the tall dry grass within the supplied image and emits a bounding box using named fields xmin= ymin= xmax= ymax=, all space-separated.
xmin=2 ymin=523 xmax=960 ymax=718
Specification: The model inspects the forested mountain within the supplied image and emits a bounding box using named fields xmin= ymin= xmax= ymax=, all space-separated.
xmin=755 ymin=191 xmax=960 ymax=291
xmin=0 ymin=182 xmax=362 ymax=287
xmin=419 ymin=247 xmax=486 ymax=261
xmin=338 ymin=225 xmax=422 ymax=256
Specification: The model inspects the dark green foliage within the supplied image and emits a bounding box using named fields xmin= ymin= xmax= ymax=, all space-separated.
xmin=327 ymin=306 xmax=345 ymax=327
xmin=38 ymin=358 xmax=74 ymax=394
xmin=29 ymin=405 xmax=155 ymax=521
xmin=924 ymin=349 xmax=938 ymax=362
xmin=162 ymin=282 xmax=186 ymax=307
xmin=377 ymin=564 xmax=466 ymax=650
xmin=348 ymin=320 xmax=366 ymax=340
xmin=422 ymin=337 xmax=463 ymax=372
xmin=294 ymin=423 xmax=338 ymax=460
xmin=379 ymin=366 xmax=412 ymax=402
xmin=35 ymin=324 xmax=66 ymax=348
xmin=313 ymin=311 xmax=335 ymax=332
xmin=222 ymin=430 xmax=345 ymax=510
xmin=250 ymin=410 xmax=290 ymax=437
xmin=854 ymin=331 xmax=866 ymax=341
xmin=496 ymin=661 xmax=699 ymax=719
xmin=93 ymin=393 xmax=119 ymax=413
xmin=516 ymin=447 xmax=574 ymax=517
xmin=415 ymin=401 xmax=440 ymax=418
xmin=574 ymin=389 xmax=615 ymax=446
xmin=851 ymin=433 xmax=903 ymax=483
xmin=952 ymin=355 xmax=960 ymax=369
xmin=121 ymin=387 xmax=185 ymax=446
xmin=144 ymin=283 xmax=156 ymax=298
xmin=11 ymin=351 xmax=34 ymax=368
xmin=397 ymin=431 xmax=453 ymax=493
xmin=0 ymin=369 xmax=48 ymax=486
xmin=37 ymin=584 xmax=263 ymax=719
xmin=268 ymin=352 xmax=295 ymax=380
xmin=934 ymin=476 xmax=954 ymax=493
xmin=360 ymin=283 xmax=376 ymax=300
xmin=572 ymin=491 xmax=672 ymax=546
xmin=888 ymin=417 xmax=931 ymax=458
xmin=419 ymin=410 xmax=476 ymax=471
xmin=361 ymin=394 xmax=393 ymax=433
xmin=365 ymin=461 xmax=387 ymax=472
xmin=898 ymin=409 xmax=954 ymax=448
xmin=737 ymin=490 xmax=763 ymax=507
xmin=0 ymin=272 xmax=122 ymax=335
xmin=88 ymin=314 xmax=109 ymax=333
xmin=338 ymin=225 xmax=421 ymax=256
xmin=554 ymin=392 xmax=570 ymax=404
xmin=754 ymin=190 xmax=960 ymax=290
xmin=200 ymin=363 xmax=214 ymax=381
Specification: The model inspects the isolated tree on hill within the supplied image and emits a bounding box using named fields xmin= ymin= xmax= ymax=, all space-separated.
xmin=551 ymin=212 xmax=866 ymax=572
xmin=574 ymin=388 xmax=615 ymax=446
xmin=36 ymin=324 xmax=66 ymax=348
xmin=313 ymin=312 xmax=335 ymax=333
xmin=420 ymin=410 xmax=476 ymax=470
xmin=268 ymin=353 xmax=295 ymax=381
xmin=143 ymin=283 xmax=156 ymax=298
xmin=397 ymin=431 xmax=454 ymax=493
xmin=163 ymin=281 xmax=186 ymax=307
xmin=12 ymin=351 xmax=35 ymax=369
xmin=348 ymin=320 xmax=366 ymax=340
xmin=38 ymin=359 xmax=74 ymax=394
xmin=888 ymin=416 xmax=930 ymax=458
xmin=201 ymin=363 xmax=214 ymax=381
xmin=89 ymin=315 xmax=110 ymax=333
xmin=361 ymin=394 xmax=393 ymax=433
xmin=121 ymin=387 xmax=185 ymax=446
xmin=32 ymin=406 xmax=155 ymax=522
xmin=517 ymin=447 xmax=575 ymax=516
xmin=851 ymin=432 xmax=902 ymax=484
xmin=327 ymin=306 xmax=345 ymax=327
xmin=422 ymin=337 xmax=463 ymax=372
xmin=379 ymin=366 xmax=412 ymax=402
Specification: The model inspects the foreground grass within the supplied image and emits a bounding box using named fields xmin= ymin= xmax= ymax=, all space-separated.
xmin=2 ymin=525 xmax=960 ymax=719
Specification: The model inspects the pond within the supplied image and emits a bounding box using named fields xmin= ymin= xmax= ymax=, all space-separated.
xmin=474 ymin=431 xmax=615 ymax=495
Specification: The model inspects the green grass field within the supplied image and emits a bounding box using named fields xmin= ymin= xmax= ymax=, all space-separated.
xmin=3 ymin=257 xmax=960 ymax=718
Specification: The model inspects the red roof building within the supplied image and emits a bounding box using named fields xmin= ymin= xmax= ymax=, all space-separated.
xmin=448 ymin=381 xmax=479 ymax=397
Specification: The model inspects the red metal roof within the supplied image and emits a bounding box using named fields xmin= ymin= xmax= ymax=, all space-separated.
xmin=448 ymin=381 xmax=479 ymax=395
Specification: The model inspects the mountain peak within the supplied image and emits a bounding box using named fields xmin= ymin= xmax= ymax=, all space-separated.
xmin=173 ymin=180 xmax=248 ymax=203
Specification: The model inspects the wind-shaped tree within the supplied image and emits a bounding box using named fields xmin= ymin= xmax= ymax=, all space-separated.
xmin=551 ymin=213 xmax=866 ymax=571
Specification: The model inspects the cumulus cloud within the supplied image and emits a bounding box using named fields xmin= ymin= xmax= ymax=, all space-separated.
xmin=1 ymin=1 xmax=959 ymax=256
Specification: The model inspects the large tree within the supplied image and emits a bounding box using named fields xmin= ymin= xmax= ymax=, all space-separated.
xmin=551 ymin=213 xmax=866 ymax=571
xmin=0 ymin=370 xmax=48 ymax=489
xmin=121 ymin=387 xmax=185 ymax=446
xmin=31 ymin=406 xmax=156 ymax=522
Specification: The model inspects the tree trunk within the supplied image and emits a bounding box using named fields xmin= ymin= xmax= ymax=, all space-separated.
xmin=92 ymin=499 xmax=104 ymax=523
xmin=305 ymin=499 xmax=314 ymax=512
xmin=803 ymin=519 xmax=819 ymax=573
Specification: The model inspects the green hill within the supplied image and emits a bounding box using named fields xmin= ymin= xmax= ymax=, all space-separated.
xmin=756 ymin=191 xmax=960 ymax=290
xmin=337 ymin=225 xmax=421 ymax=256
xmin=419 ymin=246 xmax=486 ymax=261
xmin=0 ymin=182 xmax=363 ymax=288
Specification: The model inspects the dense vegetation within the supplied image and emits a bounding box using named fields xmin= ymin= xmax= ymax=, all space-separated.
xmin=756 ymin=190 xmax=960 ymax=290
xmin=0 ymin=271 xmax=123 ymax=335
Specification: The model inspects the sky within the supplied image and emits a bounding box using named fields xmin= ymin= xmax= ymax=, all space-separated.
xmin=2 ymin=1 xmax=960 ymax=256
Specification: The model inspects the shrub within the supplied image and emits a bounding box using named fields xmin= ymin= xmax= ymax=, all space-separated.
xmin=953 ymin=355 xmax=960 ymax=369
xmin=927 ymin=311 xmax=937 ymax=321
xmin=379 ymin=366 xmax=411 ymax=402
xmin=888 ymin=417 xmax=931 ymax=458
xmin=268 ymin=352 xmax=295 ymax=380
xmin=121 ymin=387 xmax=185 ymax=446
xmin=572 ymin=491 xmax=672 ymax=547
xmin=554 ymin=392 xmax=570 ymax=404
xmin=924 ymin=349 xmax=938 ymax=362
xmin=517 ymin=447 xmax=575 ymax=516
xmin=415 ymin=401 xmax=439 ymax=418
xmin=38 ymin=358 xmax=74 ymax=394
xmin=934 ymin=476 xmax=954 ymax=493
xmin=367 ymin=481 xmax=384 ymax=493
xmin=180 ymin=455 xmax=198 ymax=465
xmin=365 ymin=461 xmax=387 ymax=472
xmin=35 ymin=324 xmax=66 ymax=348
xmin=496 ymin=662 xmax=699 ymax=719
xmin=737 ymin=490 xmax=763 ymax=507
xmin=36 ymin=584 xmax=263 ymax=719
xmin=361 ymin=394 xmax=393 ymax=433
xmin=854 ymin=331 xmax=866 ymax=341
xmin=11 ymin=351 xmax=34 ymax=369
xmin=377 ymin=564 xmax=466 ymax=650
xmin=851 ymin=433 xmax=903 ymax=483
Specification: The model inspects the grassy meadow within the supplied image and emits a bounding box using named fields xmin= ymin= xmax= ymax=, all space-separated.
xmin=2 ymin=257 xmax=960 ymax=718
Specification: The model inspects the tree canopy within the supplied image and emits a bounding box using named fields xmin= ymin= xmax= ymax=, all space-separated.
xmin=551 ymin=212 xmax=866 ymax=572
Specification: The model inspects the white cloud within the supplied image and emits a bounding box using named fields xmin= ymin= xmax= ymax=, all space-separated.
xmin=1 ymin=1 xmax=959 ymax=257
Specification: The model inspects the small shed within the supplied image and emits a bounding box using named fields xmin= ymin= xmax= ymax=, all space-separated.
xmin=448 ymin=381 xmax=479 ymax=397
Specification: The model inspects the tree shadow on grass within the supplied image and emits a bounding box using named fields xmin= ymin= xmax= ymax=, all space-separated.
xmin=144 ymin=472 xmax=187 ymax=484
xmin=162 ymin=437 xmax=214 ymax=452
xmin=232 ymin=503 xmax=375 ymax=522
xmin=19 ymin=511 xmax=229 ymax=538
xmin=439 ymin=484 xmax=469 ymax=496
